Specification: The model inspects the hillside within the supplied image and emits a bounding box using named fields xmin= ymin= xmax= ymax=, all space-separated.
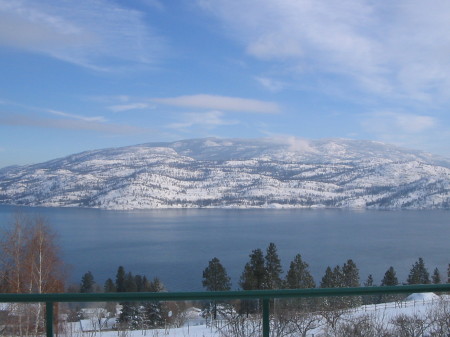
xmin=0 ymin=138 xmax=449 ymax=209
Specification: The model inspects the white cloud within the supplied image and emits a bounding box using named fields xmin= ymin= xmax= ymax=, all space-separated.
xmin=139 ymin=0 xmax=164 ymax=11
xmin=108 ymin=103 xmax=154 ymax=113
xmin=48 ymin=109 xmax=106 ymax=122
xmin=198 ymin=0 xmax=450 ymax=101
xmin=0 ymin=0 xmax=165 ymax=71
xmin=255 ymin=77 xmax=286 ymax=92
xmin=168 ymin=110 xmax=238 ymax=129
xmin=362 ymin=111 xmax=436 ymax=134
xmin=272 ymin=136 xmax=318 ymax=153
xmin=153 ymin=94 xmax=280 ymax=113
xmin=359 ymin=111 xmax=446 ymax=153
xmin=0 ymin=111 xmax=146 ymax=134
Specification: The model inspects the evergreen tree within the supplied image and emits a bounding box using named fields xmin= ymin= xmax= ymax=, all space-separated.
xmin=115 ymin=266 xmax=126 ymax=292
xmin=149 ymin=277 xmax=165 ymax=292
xmin=134 ymin=274 xmax=144 ymax=292
xmin=363 ymin=274 xmax=376 ymax=305
xmin=202 ymin=257 xmax=231 ymax=291
xmin=143 ymin=278 xmax=168 ymax=328
xmin=342 ymin=259 xmax=360 ymax=287
xmin=320 ymin=266 xmax=335 ymax=288
xmin=364 ymin=274 xmax=374 ymax=287
xmin=264 ymin=243 xmax=283 ymax=289
xmin=342 ymin=260 xmax=361 ymax=306
xmin=381 ymin=266 xmax=399 ymax=286
xmin=239 ymin=248 xmax=266 ymax=290
xmin=331 ymin=265 xmax=344 ymax=287
xmin=285 ymin=254 xmax=315 ymax=289
xmin=80 ymin=271 xmax=95 ymax=293
xmin=103 ymin=278 xmax=117 ymax=315
xmin=380 ymin=266 xmax=401 ymax=303
xmin=125 ymin=272 xmax=137 ymax=292
xmin=432 ymin=268 xmax=441 ymax=284
xmin=284 ymin=254 xmax=315 ymax=311
xmin=407 ymin=258 xmax=430 ymax=285
xmin=117 ymin=268 xmax=140 ymax=329
xmin=118 ymin=303 xmax=142 ymax=330
xmin=239 ymin=248 xmax=266 ymax=315
xmin=320 ymin=265 xmax=346 ymax=310
xmin=447 ymin=264 xmax=450 ymax=283
xmin=104 ymin=278 xmax=116 ymax=292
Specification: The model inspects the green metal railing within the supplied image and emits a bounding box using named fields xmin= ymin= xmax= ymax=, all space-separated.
xmin=1 ymin=284 xmax=450 ymax=337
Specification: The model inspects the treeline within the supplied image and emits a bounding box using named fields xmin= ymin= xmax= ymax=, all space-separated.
xmin=202 ymin=242 xmax=448 ymax=294
xmin=71 ymin=266 xmax=184 ymax=331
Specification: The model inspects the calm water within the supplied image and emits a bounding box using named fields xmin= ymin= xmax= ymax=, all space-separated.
xmin=0 ymin=205 xmax=448 ymax=291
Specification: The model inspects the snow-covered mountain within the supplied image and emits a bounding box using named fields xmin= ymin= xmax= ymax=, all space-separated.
xmin=0 ymin=138 xmax=449 ymax=209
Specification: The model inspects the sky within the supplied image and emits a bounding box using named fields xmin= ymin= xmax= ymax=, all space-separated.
xmin=1 ymin=0 xmax=450 ymax=168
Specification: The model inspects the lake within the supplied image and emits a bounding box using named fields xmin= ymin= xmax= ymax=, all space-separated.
xmin=0 ymin=205 xmax=448 ymax=291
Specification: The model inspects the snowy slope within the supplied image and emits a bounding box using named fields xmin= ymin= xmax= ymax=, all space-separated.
xmin=0 ymin=138 xmax=449 ymax=209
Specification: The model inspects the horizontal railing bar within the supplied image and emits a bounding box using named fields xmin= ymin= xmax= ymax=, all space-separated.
xmin=1 ymin=284 xmax=449 ymax=303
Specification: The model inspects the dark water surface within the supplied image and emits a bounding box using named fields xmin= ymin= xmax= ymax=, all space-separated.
xmin=0 ymin=205 xmax=448 ymax=291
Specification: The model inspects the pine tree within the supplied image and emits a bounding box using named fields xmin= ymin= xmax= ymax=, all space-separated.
xmin=118 ymin=302 xmax=142 ymax=330
xmin=115 ymin=266 xmax=126 ymax=292
xmin=143 ymin=278 xmax=168 ymax=328
xmin=124 ymin=272 xmax=137 ymax=292
xmin=239 ymin=248 xmax=266 ymax=315
xmin=285 ymin=254 xmax=315 ymax=311
xmin=320 ymin=265 xmax=346 ymax=310
xmin=264 ymin=243 xmax=283 ymax=289
xmin=103 ymin=278 xmax=116 ymax=315
xmin=407 ymin=258 xmax=430 ymax=285
xmin=432 ymin=268 xmax=441 ymax=284
xmin=364 ymin=274 xmax=374 ymax=287
xmin=342 ymin=259 xmax=361 ymax=306
xmin=202 ymin=258 xmax=232 ymax=320
xmin=342 ymin=259 xmax=360 ymax=287
xmin=202 ymin=257 xmax=231 ymax=291
xmin=134 ymin=274 xmax=144 ymax=292
xmin=331 ymin=265 xmax=344 ymax=287
xmin=80 ymin=271 xmax=95 ymax=293
xmin=363 ymin=274 xmax=376 ymax=305
xmin=381 ymin=266 xmax=399 ymax=286
xmin=320 ymin=266 xmax=335 ymax=288
xmin=380 ymin=266 xmax=400 ymax=303
xmin=104 ymin=278 xmax=116 ymax=292
xmin=285 ymin=254 xmax=315 ymax=289
xmin=239 ymin=248 xmax=266 ymax=290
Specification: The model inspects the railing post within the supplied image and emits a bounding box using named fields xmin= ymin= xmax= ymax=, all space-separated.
xmin=46 ymin=302 xmax=53 ymax=337
xmin=262 ymin=298 xmax=270 ymax=337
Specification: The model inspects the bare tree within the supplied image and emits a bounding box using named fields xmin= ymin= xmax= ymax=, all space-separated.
xmin=0 ymin=214 xmax=66 ymax=336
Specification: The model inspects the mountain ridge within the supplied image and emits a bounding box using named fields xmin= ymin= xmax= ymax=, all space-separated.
xmin=1 ymin=138 xmax=449 ymax=209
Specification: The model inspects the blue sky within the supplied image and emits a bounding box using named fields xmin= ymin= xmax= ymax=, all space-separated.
xmin=1 ymin=0 xmax=450 ymax=168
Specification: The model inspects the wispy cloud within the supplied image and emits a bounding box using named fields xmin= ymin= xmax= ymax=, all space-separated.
xmin=0 ymin=0 xmax=165 ymax=71
xmin=198 ymin=0 xmax=450 ymax=102
xmin=153 ymin=94 xmax=280 ymax=113
xmin=48 ymin=109 xmax=106 ymax=122
xmin=0 ymin=111 xmax=146 ymax=134
xmin=108 ymin=103 xmax=154 ymax=113
xmin=168 ymin=110 xmax=238 ymax=129
xmin=362 ymin=111 xmax=436 ymax=135
xmin=255 ymin=77 xmax=286 ymax=92
xmin=139 ymin=0 xmax=165 ymax=11
xmin=359 ymin=111 xmax=443 ymax=152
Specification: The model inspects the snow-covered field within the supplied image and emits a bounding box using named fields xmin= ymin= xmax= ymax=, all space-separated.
xmin=61 ymin=293 xmax=450 ymax=337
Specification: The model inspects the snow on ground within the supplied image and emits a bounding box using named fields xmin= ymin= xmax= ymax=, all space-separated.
xmin=61 ymin=293 xmax=449 ymax=337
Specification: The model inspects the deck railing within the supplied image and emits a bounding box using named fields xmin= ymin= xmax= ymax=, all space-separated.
xmin=1 ymin=283 xmax=450 ymax=337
